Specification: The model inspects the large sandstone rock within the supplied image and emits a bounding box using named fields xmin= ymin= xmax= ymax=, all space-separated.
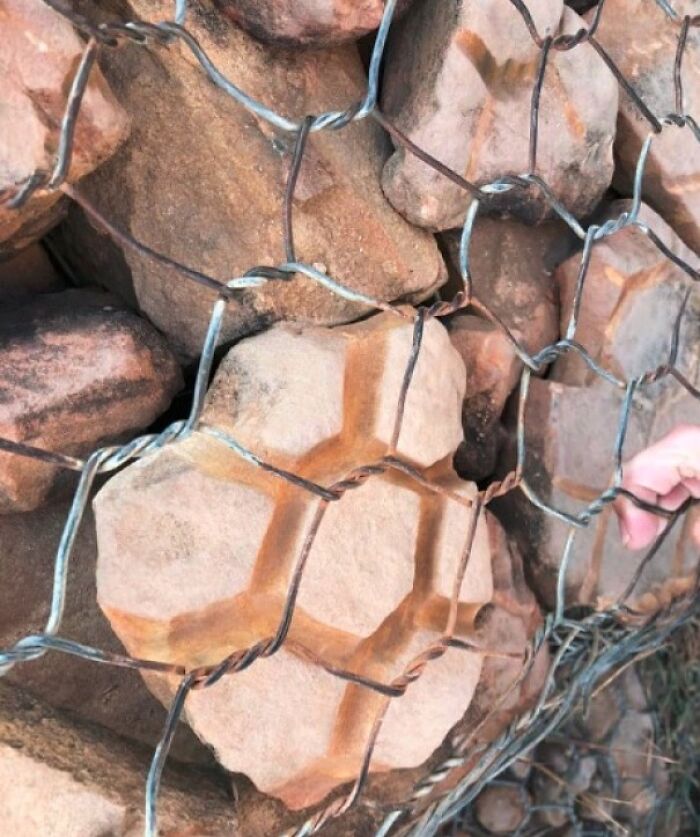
xmin=0 ymin=0 xmax=129 ymax=252
xmin=554 ymin=202 xmax=699 ymax=386
xmin=0 ymin=683 xmax=235 ymax=836
xmin=0 ymin=290 xmax=182 ymax=513
xmin=593 ymin=0 xmax=700 ymax=253
xmin=94 ymin=312 xmax=540 ymax=809
xmin=500 ymin=379 xmax=700 ymax=612
xmin=53 ymin=0 xmax=445 ymax=361
xmin=381 ymin=0 xmax=618 ymax=229
xmin=214 ymin=0 xmax=411 ymax=47
xmin=495 ymin=201 xmax=700 ymax=612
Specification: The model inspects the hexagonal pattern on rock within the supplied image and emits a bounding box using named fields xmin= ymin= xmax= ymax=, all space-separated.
xmin=93 ymin=312 xmax=517 ymax=809
xmin=184 ymin=649 xmax=346 ymax=794
xmin=95 ymin=440 xmax=275 ymax=624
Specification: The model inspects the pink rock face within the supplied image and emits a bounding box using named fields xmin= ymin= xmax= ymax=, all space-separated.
xmin=592 ymin=0 xmax=700 ymax=253
xmin=0 ymin=290 xmax=182 ymax=513
xmin=94 ymin=312 xmax=511 ymax=809
xmin=214 ymin=0 xmax=412 ymax=47
xmin=381 ymin=0 xmax=618 ymax=228
xmin=0 ymin=0 xmax=129 ymax=250
xmin=53 ymin=0 xmax=445 ymax=361
xmin=0 ymin=684 xmax=235 ymax=836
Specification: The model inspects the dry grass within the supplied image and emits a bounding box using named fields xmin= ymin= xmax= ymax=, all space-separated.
xmin=640 ymin=613 xmax=700 ymax=835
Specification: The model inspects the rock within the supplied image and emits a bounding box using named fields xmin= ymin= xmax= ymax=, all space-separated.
xmin=381 ymin=0 xmax=618 ymax=229
xmin=0 ymin=498 xmax=213 ymax=765
xmin=494 ymin=202 xmax=700 ymax=612
xmin=214 ymin=0 xmax=412 ymax=48
xmin=0 ymin=243 xmax=65 ymax=301
xmin=0 ymin=0 xmax=129 ymax=251
xmin=448 ymin=315 xmax=521 ymax=480
xmin=0 ymin=290 xmax=182 ymax=513
xmin=94 ymin=311 xmax=534 ymax=809
xmin=592 ymin=0 xmax=700 ymax=253
xmin=553 ymin=202 xmax=700 ymax=387
xmin=0 ymin=682 xmax=235 ymax=836
xmin=495 ymin=378 xmax=700 ymax=611
xmin=474 ymin=784 xmax=529 ymax=833
xmin=440 ymin=218 xmax=571 ymax=357
xmin=52 ymin=0 xmax=445 ymax=361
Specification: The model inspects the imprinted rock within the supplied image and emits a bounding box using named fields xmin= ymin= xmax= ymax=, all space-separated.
xmin=381 ymin=0 xmax=618 ymax=228
xmin=214 ymin=0 xmax=412 ymax=47
xmin=495 ymin=202 xmax=700 ymax=612
xmin=592 ymin=0 xmax=700 ymax=253
xmin=448 ymin=315 xmax=521 ymax=480
xmin=53 ymin=0 xmax=445 ymax=360
xmin=0 ymin=0 xmax=129 ymax=251
xmin=0 ymin=290 xmax=182 ymax=513
xmin=0 ymin=683 xmax=235 ymax=836
xmin=496 ymin=379 xmax=700 ymax=612
xmin=94 ymin=312 xmax=533 ymax=809
xmin=553 ymin=202 xmax=700 ymax=387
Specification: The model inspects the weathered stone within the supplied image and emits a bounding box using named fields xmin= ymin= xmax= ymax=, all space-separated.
xmin=0 ymin=290 xmax=182 ymax=513
xmin=449 ymin=315 xmax=521 ymax=480
xmin=0 ymin=683 xmax=235 ymax=836
xmin=494 ymin=204 xmax=700 ymax=611
xmin=94 ymin=312 xmax=531 ymax=808
xmin=553 ymin=202 xmax=700 ymax=387
xmin=0 ymin=498 xmax=213 ymax=764
xmin=52 ymin=0 xmax=445 ymax=361
xmin=381 ymin=0 xmax=618 ymax=228
xmin=474 ymin=784 xmax=530 ymax=833
xmin=0 ymin=0 xmax=129 ymax=250
xmin=496 ymin=378 xmax=700 ymax=611
xmin=592 ymin=0 xmax=700 ymax=253
xmin=0 ymin=243 xmax=65 ymax=301
xmin=440 ymin=218 xmax=570 ymax=356
xmin=214 ymin=0 xmax=412 ymax=47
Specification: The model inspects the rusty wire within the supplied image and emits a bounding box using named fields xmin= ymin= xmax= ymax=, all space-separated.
xmin=0 ymin=0 xmax=699 ymax=835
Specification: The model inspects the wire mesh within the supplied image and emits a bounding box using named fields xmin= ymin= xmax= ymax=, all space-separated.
xmin=1 ymin=0 xmax=699 ymax=835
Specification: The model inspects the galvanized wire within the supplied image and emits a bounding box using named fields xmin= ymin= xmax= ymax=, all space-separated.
xmin=0 ymin=1 xmax=699 ymax=835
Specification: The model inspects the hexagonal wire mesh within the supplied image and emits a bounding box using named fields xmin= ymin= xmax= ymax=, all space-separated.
xmin=1 ymin=0 xmax=699 ymax=834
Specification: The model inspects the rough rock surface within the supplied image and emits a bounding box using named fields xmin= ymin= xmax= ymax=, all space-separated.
xmin=553 ymin=202 xmax=699 ymax=386
xmin=440 ymin=218 xmax=571 ymax=357
xmin=494 ymin=201 xmax=700 ymax=612
xmin=0 ymin=683 xmax=235 ymax=836
xmin=0 ymin=498 xmax=213 ymax=764
xmin=448 ymin=315 xmax=520 ymax=481
xmin=0 ymin=0 xmax=129 ymax=251
xmin=474 ymin=784 xmax=530 ymax=833
xmin=0 ymin=290 xmax=182 ymax=513
xmin=593 ymin=0 xmax=700 ymax=253
xmin=52 ymin=0 xmax=445 ymax=360
xmin=214 ymin=0 xmax=411 ymax=47
xmin=94 ymin=311 xmax=540 ymax=809
xmin=381 ymin=0 xmax=618 ymax=228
